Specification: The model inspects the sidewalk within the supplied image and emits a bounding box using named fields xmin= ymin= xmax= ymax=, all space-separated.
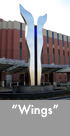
xmin=0 ymin=87 xmax=12 ymax=92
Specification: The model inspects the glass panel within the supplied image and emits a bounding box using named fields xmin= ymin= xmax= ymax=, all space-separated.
xmin=20 ymin=42 xmax=22 ymax=60
xmin=62 ymin=35 xmax=64 ymax=46
xmin=53 ymin=49 xmax=55 ymax=64
xmin=20 ymin=23 xmax=22 ymax=38
xmin=57 ymin=33 xmax=59 ymax=45
xmin=52 ymin=32 xmax=54 ymax=44
xmin=47 ymin=30 xmax=49 ymax=43
xmin=63 ymin=50 xmax=65 ymax=64
xmin=47 ymin=48 xmax=49 ymax=64
xmin=58 ymin=50 xmax=60 ymax=64
xmin=41 ymin=49 xmax=43 ymax=64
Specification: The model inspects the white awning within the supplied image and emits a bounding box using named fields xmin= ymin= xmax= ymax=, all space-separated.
xmin=0 ymin=58 xmax=28 ymax=72
xmin=56 ymin=67 xmax=70 ymax=73
xmin=0 ymin=58 xmax=70 ymax=74
xmin=42 ymin=64 xmax=70 ymax=73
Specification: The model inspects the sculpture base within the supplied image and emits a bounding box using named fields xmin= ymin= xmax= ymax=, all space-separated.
xmin=13 ymin=85 xmax=54 ymax=93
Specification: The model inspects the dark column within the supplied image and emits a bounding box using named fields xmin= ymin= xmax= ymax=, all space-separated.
xmin=49 ymin=73 xmax=53 ymax=85
xmin=67 ymin=73 xmax=70 ymax=81
xmin=45 ymin=74 xmax=48 ymax=82
xmin=25 ymin=73 xmax=30 ymax=86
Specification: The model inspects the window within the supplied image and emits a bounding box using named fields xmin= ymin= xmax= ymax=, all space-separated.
xmin=67 ymin=36 xmax=69 ymax=47
xmin=20 ymin=23 xmax=22 ymax=38
xmin=52 ymin=32 xmax=54 ymax=44
xmin=41 ymin=49 xmax=43 ymax=64
xmin=53 ymin=49 xmax=55 ymax=64
xmin=68 ymin=51 xmax=69 ymax=64
xmin=47 ymin=48 xmax=49 ymax=64
xmin=47 ymin=30 xmax=49 ymax=43
xmin=27 ymin=50 xmax=29 ymax=62
xmin=63 ymin=50 xmax=65 ymax=65
xmin=57 ymin=33 xmax=59 ymax=45
xmin=62 ymin=35 xmax=64 ymax=46
xmin=20 ymin=42 xmax=22 ymax=60
xmin=58 ymin=50 xmax=60 ymax=64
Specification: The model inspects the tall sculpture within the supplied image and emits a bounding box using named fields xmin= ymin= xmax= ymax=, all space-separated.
xmin=37 ymin=15 xmax=47 ymax=85
xmin=20 ymin=4 xmax=47 ymax=86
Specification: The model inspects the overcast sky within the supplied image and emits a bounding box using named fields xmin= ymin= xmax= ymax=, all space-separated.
xmin=0 ymin=0 xmax=70 ymax=36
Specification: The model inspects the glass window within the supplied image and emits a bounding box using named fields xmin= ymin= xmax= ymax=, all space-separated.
xmin=47 ymin=30 xmax=49 ymax=43
xmin=41 ymin=49 xmax=43 ymax=64
xmin=47 ymin=48 xmax=49 ymax=64
xmin=62 ymin=35 xmax=64 ymax=46
xmin=20 ymin=23 xmax=22 ymax=38
xmin=63 ymin=50 xmax=65 ymax=64
xmin=20 ymin=42 xmax=22 ymax=60
xmin=27 ymin=50 xmax=29 ymax=63
xmin=58 ymin=50 xmax=60 ymax=64
xmin=52 ymin=32 xmax=54 ymax=44
xmin=53 ymin=49 xmax=55 ymax=64
xmin=57 ymin=33 xmax=59 ymax=45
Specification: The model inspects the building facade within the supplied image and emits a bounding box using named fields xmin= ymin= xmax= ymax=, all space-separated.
xmin=0 ymin=19 xmax=70 ymax=86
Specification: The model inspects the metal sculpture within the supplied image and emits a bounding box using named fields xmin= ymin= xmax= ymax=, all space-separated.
xmin=20 ymin=4 xmax=47 ymax=86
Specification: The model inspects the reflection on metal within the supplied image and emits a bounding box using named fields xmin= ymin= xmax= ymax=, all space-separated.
xmin=20 ymin=5 xmax=47 ymax=86
xmin=20 ymin=5 xmax=35 ymax=86
xmin=37 ymin=15 xmax=47 ymax=85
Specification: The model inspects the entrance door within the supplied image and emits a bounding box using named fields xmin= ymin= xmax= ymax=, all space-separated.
xmin=49 ymin=73 xmax=53 ymax=85
xmin=45 ymin=74 xmax=48 ymax=82
xmin=67 ymin=73 xmax=70 ymax=81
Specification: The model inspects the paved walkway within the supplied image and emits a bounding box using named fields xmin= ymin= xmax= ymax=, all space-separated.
xmin=0 ymin=86 xmax=67 ymax=93
xmin=0 ymin=87 xmax=12 ymax=92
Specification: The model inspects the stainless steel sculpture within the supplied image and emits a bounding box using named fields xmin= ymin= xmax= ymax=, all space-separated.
xmin=20 ymin=5 xmax=35 ymax=86
xmin=37 ymin=15 xmax=47 ymax=85
xmin=20 ymin=4 xmax=47 ymax=86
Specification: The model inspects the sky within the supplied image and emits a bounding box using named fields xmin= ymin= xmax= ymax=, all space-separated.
xmin=0 ymin=0 xmax=70 ymax=36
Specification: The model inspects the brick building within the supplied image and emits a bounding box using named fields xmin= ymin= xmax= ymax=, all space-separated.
xmin=0 ymin=19 xmax=70 ymax=86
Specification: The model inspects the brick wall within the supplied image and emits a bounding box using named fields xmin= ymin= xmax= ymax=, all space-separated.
xmin=0 ymin=21 xmax=70 ymax=83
